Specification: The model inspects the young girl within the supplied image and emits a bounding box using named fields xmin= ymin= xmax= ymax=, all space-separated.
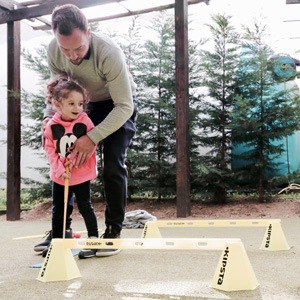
xmin=43 ymin=76 xmax=99 ymax=257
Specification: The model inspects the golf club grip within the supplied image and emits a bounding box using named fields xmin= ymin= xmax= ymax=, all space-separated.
xmin=64 ymin=158 xmax=70 ymax=189
xmin=65 ymin=157 xmax=70 ymax=175
xmin=64 ymin=163 xmax=70 ymax=200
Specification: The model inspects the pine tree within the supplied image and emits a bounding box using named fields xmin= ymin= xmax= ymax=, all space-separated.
xmin=132 ymin=12 xmax=177 ymax=200
xmin=124 ymin=12 xmax=204 ymax=200
xmin=198 ymin=14 xmax=240 ymax=203
xmin=232 ymin=21 xmax=300 ymax=201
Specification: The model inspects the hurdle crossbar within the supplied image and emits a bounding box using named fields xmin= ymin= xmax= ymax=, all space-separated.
xmin=141 ymin=219 xmax=290 ymax=251
xmin=36 ymin=237 xmax=259 ymax=292
xmin=66 ymin=237 xmax=240 ymax=250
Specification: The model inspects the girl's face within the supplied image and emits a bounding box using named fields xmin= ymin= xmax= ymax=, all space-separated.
xmin=54 ymin=90 xmax=84 ymax=122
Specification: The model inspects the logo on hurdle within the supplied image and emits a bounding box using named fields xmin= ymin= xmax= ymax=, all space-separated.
xmin=142 ymin=225 xmax=148 ymax=238
xmin=265 ymin=224 xmax=272 ymax=248
xmin=40 ymin=244 xmax=53 ymax=278
xmin=217 ymin=246 xmax=229 ymax=285
xmin=86 ymin=241 xmax=102 ymax=246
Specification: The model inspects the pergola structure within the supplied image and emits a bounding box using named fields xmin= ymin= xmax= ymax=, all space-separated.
xmin=0 ymin=0 xmax=209 ymax=220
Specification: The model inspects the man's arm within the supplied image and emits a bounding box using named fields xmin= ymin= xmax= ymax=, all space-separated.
xmin=86 ymin=46 xmax=134 ymax=144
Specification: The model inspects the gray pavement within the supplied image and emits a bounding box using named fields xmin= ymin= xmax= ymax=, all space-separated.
xmin=0 ymin=218 xmax=299 ymax=300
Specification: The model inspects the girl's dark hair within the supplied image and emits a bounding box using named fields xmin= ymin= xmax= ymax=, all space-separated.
xmin=52 ymin=4 xmax=88 ymax=35
xmin=46 ymin=75 xmax=88 ymax=111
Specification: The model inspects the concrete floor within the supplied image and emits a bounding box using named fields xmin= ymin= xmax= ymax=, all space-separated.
xmin=0 ymin=218 xmax=299 ymax=300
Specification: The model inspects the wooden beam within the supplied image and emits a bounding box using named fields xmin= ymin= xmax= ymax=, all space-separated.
xmin=0 ymin=0 xmax=126 ymax=24
xmin=82 ymin=0 xmax=206 ymax=25
xmin=19 ymin=0 xmax=58 ymax=5
xmin=6 ymin=21 xmax=21 ymax=221
xmin=175 ymin=0 xmax=191 ymax=217
xmin=1 ymin=0 xmax=209 ymax=27
xmin=32 ymin=0 xmax=207 ymax=30
xmin=0 ymin=0 xmax=51 ymax=26
xmin=0 ymin=0 xmax=14 ymax=10
xmin=0 ymin=0 xmax=43 ymax=10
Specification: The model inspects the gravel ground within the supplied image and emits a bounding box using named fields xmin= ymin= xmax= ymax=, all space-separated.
xmin=0 ymin=218 xmax=299 ymax=300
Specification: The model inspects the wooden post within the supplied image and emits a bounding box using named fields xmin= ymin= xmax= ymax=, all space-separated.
xmin=175 ymin=0 xmax=191 ymax=217
xmin=6 ymin=20 xmax=21 ymax=221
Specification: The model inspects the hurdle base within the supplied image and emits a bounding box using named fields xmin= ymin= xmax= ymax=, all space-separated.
xmin=36 ymin=239 xmax=81 ymax=283
xmin=260 ymin=221 xmax=290 ymax=251
xmin=211 ymin=242 xmax=259 ymax=292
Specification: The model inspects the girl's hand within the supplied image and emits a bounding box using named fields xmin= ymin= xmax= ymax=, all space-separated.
xmin=61 ymin=172 xmax=71 ymax=181
xmin=64 ymin=160 xmax=74 ymax=173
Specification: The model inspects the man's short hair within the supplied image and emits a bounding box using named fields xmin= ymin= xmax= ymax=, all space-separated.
xmin=52 ymin=4 xmax=88 ymax=35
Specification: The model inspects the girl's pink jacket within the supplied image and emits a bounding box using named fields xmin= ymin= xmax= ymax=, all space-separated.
xmin=44 ymin=111 xmax=97 ymax=186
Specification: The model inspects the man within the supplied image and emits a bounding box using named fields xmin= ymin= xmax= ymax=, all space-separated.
xmin=35 ymin=4 xmax=137 ymax=258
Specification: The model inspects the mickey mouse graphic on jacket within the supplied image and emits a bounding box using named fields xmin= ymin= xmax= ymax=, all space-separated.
xmin=45 ymin=115 xmax=97 ymax=186
xmin=52 ymin=122 xmax=86 ymax=159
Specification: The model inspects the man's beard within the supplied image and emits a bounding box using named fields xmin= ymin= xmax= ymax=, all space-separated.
xmin=70 ymin=57 xmax=84 ymax=65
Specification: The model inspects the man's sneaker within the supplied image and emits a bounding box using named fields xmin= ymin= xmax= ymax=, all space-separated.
xmin=42 ymin=245 xmax=50 ymax=257
xmin=41 ymin=229 xmax=73 ymax=257
xmin=78 ymin=237 xmax=98 ymax=259
xmin=96 ymin=226 xmax=121 ymax=257
xmin=34 ymin=231 xmax=52 ymax=253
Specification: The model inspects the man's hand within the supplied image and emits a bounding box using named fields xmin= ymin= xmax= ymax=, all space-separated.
xmin=42 ymin=118 xmax=51 ymax=148
xmin=69 ymin=135 xmax=95 ymax=168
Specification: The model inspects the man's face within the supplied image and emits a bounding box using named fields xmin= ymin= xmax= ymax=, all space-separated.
xmin=55 ymin=28 xmax=90 ymax=65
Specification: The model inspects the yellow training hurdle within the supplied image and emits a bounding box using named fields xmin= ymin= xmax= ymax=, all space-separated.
xmin=37 ymin=237 xmax=259 ymax=292
xmin=141 ymin=219 xmax=290 ymax=251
